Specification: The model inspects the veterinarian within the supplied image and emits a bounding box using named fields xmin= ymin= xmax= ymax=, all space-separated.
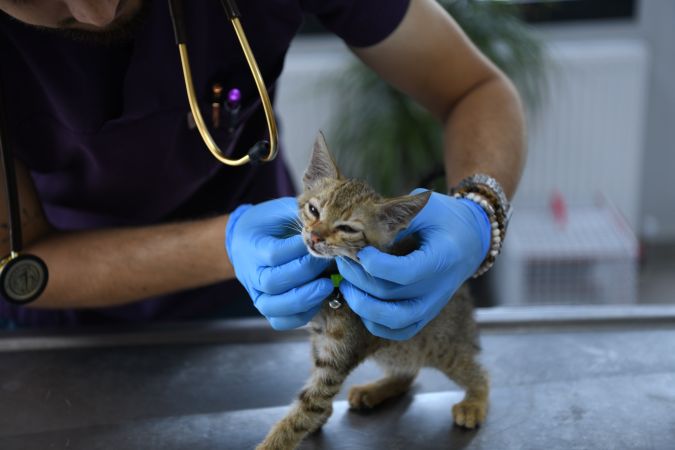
xmin=0 ymin=0 xmax=524 ymax=334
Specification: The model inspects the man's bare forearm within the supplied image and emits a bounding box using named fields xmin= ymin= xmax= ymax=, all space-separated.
xmin=25 ymin=214 xmax=235 ymax=309
xmin=443 ymin=74 xmax=525 ymax=199
xmin=352 ymin=0 xmax=526 ymax=200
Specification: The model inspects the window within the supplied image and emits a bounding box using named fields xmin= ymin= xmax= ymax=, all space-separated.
xmin=475 ymin=0 xmax=637 ymax=23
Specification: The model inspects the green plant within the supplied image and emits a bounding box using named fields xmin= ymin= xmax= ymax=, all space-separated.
xmin=330 ymin=0 xmax=547 ymax=196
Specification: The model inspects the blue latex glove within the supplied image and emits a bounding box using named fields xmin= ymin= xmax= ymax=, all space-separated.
xmin=336 ymin=189 xmax=491 ymax=341
xmin=226 ymin=197 xmax=334 ymax=330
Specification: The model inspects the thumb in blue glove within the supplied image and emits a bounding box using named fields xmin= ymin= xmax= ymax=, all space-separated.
xmin=337 ymin=189 xmax=491 ymax=341
xmin=226 ymin=197 xmax=334 ymax=330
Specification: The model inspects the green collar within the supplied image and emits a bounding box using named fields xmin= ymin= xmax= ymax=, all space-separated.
xmin=330 ymin=273 xmax=343 ymax=288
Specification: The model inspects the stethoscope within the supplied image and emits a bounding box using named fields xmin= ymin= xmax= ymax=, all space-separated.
xmin=0 ymin=0 xmax=278 ymax=305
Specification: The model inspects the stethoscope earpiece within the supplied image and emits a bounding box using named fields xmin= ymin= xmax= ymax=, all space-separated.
xmin=248 ymin=141 xmax=270 ymax=165
xmin=0 ymin=253 xmax=48 ymax=305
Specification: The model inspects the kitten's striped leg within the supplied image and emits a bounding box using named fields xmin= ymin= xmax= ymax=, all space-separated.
xmin=347 ymin=370 xmax=418 ymax=410
xmin=256 ymin=346 xmax=364 ymax=450
xmin=438 ymin=351 xmax=489 ymax=429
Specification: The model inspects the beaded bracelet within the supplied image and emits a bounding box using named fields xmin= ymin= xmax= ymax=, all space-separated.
xmin=450 ymin=174 xmax=512 ymax=277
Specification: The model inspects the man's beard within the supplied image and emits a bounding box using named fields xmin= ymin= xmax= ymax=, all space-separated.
xmin=34 ymin=1 xmax=150 ymax=47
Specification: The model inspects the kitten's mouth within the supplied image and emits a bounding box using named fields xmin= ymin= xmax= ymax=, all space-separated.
xmin=305 ymin=240 xmax=333 ymax=259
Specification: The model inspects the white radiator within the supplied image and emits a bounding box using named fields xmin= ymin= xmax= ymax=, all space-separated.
xmin=516 ymin=38 xmax=649 ymax=230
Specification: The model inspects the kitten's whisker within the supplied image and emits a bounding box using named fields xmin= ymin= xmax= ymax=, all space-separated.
xmin=341 ymin=243 xmax=365 ymax=250
xmin=268 ymin=213 xmax=305 ymax=234
xmin=287 ymin=220 xmax=304 ymax=234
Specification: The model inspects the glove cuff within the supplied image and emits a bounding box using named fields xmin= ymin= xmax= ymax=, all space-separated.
xmin=225 ymin=204 xmax=253 ymax=258
xmin=457 ymin=198 xmax=492 ymax=260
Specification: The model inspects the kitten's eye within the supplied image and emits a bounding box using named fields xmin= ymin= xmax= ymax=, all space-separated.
xmin=336 ymin=225 xmax=358 ymax=233
xmin=308 ymin=203 xmax=319 ymax=218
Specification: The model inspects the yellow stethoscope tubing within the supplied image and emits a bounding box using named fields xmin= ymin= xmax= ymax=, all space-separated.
xmin=169 ymin=0 xmax=278 ymax=166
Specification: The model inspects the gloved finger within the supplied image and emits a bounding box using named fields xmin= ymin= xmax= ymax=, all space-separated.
xmin=254 ymin=278 xmax=333 ymax=317
xmin=257 ymin=253 xmax=331 ymax=295
xmin=354 ymin=245 xmax=438 ymax=285
xmin=238 ymin=197 xmax=300 ymax=232
xmin=267 ymin=303 xmax=324 ymax=331
xmin=339 ymin=280 xmax=428 ymax=330
xmin=257 ymin=197 xmax=299 ymax=220
xmin=254 ymin=234 xmax=310 ymax=267
xmin=336 ymin=257 xmax=425 ymax=299
xmin=361 ymin=317 xmax=424 ymax=341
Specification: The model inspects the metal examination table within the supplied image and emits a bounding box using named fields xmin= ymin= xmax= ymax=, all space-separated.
xmin=1 ymin=305 xmax=675 ymax=450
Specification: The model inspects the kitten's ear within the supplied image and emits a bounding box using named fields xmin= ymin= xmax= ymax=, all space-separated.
xmin=378 ymin=191 xmax=432 ymax=233
xmin=303 ymin=131 xmax=340 ymax=191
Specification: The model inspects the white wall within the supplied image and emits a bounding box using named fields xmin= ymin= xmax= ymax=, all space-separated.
xmin=276 ymin=37 xmax=354 ymax=190
xmin=638 ymin=1 xmax=675 ymax=242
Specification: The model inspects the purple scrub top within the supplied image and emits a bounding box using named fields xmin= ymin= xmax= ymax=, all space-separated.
xmin=0 ymin=0 xmax=410 ymax=327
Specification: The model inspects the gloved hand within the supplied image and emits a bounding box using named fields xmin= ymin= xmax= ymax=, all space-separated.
xmin=226 ymin=197 xmax=334 ymax=330
xmin=336 ymin=189 xmax=491 ymax=341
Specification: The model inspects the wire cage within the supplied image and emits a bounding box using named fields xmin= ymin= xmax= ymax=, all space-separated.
xmin=492 ymin=196 xmax=639 ymax=306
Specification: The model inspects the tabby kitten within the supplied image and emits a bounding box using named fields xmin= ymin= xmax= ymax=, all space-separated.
xmin=256 ymin=133 xmax=489 ymax=450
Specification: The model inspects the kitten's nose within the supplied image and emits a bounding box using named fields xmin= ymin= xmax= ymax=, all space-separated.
xmin=310 ymin=231 xmax=324 ymax=244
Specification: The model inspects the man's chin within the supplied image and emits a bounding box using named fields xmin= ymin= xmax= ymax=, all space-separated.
xmin=36 ymin=1 xmax=148 ymax=46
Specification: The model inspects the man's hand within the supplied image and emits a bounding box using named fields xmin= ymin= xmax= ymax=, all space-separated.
xmin=226 ymin=197 xmax=333 ymax=330
xmin=336 ymin=190 xmax=491 ymax=341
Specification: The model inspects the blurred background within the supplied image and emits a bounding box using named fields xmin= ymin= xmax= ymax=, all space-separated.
xmin=274 ymin=0 xmax=674 ymax=307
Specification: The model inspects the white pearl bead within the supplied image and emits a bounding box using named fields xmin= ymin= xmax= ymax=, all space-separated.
xmin=492 ymin=229 xmax=501 ymax=237
xmin=490 ymin=250 xmax=499 ymax=257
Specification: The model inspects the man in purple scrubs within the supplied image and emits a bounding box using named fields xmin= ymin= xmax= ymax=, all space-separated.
xmin=0 ymin=0 xmax=525 ymax=337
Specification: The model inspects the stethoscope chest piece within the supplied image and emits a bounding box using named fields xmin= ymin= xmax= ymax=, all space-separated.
xmin=0 ymin=254 xmax=48 ymax=305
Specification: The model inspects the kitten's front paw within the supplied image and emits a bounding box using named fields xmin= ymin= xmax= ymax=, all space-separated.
xmin=452 ymin=400 xmax=487 ymax=429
